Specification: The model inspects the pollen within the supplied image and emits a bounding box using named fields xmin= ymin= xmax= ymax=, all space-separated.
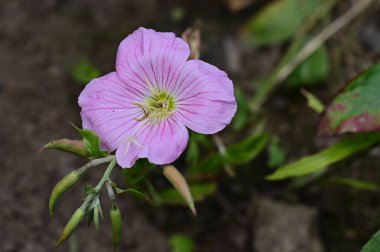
xmin=135 ymin=90 xmax=176 ymax=123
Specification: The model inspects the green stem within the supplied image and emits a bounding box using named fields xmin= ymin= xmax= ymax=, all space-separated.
xmin=95 ymin=157 xmax=117 ymax=191
xmin=76 ymin=155 xmax=115 ymax=176
xmin=106 ymin=180 xmax=117 ymax=209
xmin=80 ymin=156 xmax=117 ymax=211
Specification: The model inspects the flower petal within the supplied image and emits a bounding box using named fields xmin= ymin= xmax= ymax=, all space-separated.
xmin=116 ymin=27 xmax=190 ymax=94
xmin=174 ymin=60 xmax=237 ymax=134
xmin=115 ymin=116 xmax=189 ymax=168
xmin=78 ymin=72 xmax=144 ymax=151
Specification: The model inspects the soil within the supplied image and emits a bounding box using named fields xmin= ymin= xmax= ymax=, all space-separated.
xmin=1 ymin=1 xmax=380 ymax=252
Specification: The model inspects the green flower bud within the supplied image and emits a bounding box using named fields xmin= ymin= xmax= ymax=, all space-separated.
xmin=56 ymin=208 xmax=85 ymax=247
xmin=41 ymin=138 xmax=90 ymax=157
xmin=110 ymin=207 xmax=122 ymax=250
xmin=49 ymin=171 xmax=80 ymax=215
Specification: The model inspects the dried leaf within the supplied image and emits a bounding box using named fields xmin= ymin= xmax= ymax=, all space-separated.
xmin=182 ymin=21 xmax=202 ymax=60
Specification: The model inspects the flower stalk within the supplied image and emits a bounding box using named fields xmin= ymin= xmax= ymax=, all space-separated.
xmin=49 ymin=155 xmax=114 ymax=215
xmin=56 ymin=156 xmax=117 ymax=247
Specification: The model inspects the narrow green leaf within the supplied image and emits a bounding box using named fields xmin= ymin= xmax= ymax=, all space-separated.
xmin=301 ymin=89 xmax=325 ymax=113
xmin=185 ymin=138 xmax=200 ymax=166
xmin=226 ymin=133 xmax=269 ymax=165
xmin=320 ymin=61 xmax=380 ymax=135
xmin=158 ymin=183 xmax=217 ymax=205
xmin=362 ymin=229 xmax=380 ymax=252
xmin=169 ymin=234 xmax=195 ymax=252
xmin=323 ymin=177 xmax=378 ymax=191
xmin=118 ymin=188 xmax=148 ymax=200
xmin=41 ymin=138 xmax=90 ymax=157
xmin=232 ymin=88 xmax=251 ymax=131
xmin=267 ymin=133 xmax=380 ymax=180
xmin=267 ymin=135 xmax=286 ymax=168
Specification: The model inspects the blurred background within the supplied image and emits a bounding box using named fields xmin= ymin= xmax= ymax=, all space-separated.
xmin=1 ymin=0 xmax=380 ymax=251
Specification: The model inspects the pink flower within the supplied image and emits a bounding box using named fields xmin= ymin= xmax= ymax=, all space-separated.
xmin=78 ymin=28 xmax=237 ymax=168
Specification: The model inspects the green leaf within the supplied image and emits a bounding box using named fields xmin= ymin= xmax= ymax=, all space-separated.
xmin=267 ymin=133 xmax=380 ymax=180
xmin=267 ymin=136 xmax=286 ymax=168
xmin=362 ymin=229 xmax=380 ymax=252
xmin=68 ymin=60 xmax=101 ymax=85
xmin=286 ymin=44 xmax=330 ymax=87
xmin=191 ymin=131 xmax=213 ymax=149
xmin=170 ymin=7 xmax=186 ymax=23
xmin=187 ymin=154 xmax=223 ymax=175
xmin=41 ymin=138 xmax=90 ymax=157
xmin=232 ymin=88 xmax=251 ymax=131
xmin=122 ymin=159 xmax=152 ymax=185
xmin=185 ymin=138 xmax=200 ymax=166
xmin=158 ymin=183 xmax=217 ymax=205
xmin=226 ymin=133 xmax=269 ymax=165
xmin=169 ymin=234 xmax=195 ymax=252
xmin=188 ymin=134 xmax=269 ymax=175
xmin=110 ymin=182 xmax=149 ymax=201
xmin=245 ymin=0 xmax=321 ymax=45
xmin=319 ymin=61 xmax=380 ymax=135
xmin=301 ymin=89 xmax=325 ymax=113
xmin=119 ymin=188 xmax=148 ymax=200
xmin=84 ymin=185 xmax=96 ymax=195
xmin=73 ymin=125 xmax=109 ymax=158
xmin=324 ymin=177 xmax=378 ymax=191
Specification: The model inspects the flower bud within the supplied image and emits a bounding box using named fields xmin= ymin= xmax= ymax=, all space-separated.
xmin=49 ymin=171 xmax=80 ymax=215
xmin=163 ymin=165 xmax=196 ymax=216
xmin=41 ymin=138 xmax=90 ymax=157
xmin=56 ymin=208 xmax=85 ymax=247
xmin=110 ymin=207 xmax=122 ymax=250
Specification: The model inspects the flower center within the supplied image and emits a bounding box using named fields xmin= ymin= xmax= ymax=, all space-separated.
xmin=147 ymin=91 xmax=175 ymax=112
xmin=135 ymin=90 xmax=176 ymax=122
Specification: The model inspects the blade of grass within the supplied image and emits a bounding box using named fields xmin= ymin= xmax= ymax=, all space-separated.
xmin=267 ymin=133 xmax=380 ymax=180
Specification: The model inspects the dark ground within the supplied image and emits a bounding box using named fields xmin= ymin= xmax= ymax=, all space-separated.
xmin=1 ymin=1 xmax=380 ymax=251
